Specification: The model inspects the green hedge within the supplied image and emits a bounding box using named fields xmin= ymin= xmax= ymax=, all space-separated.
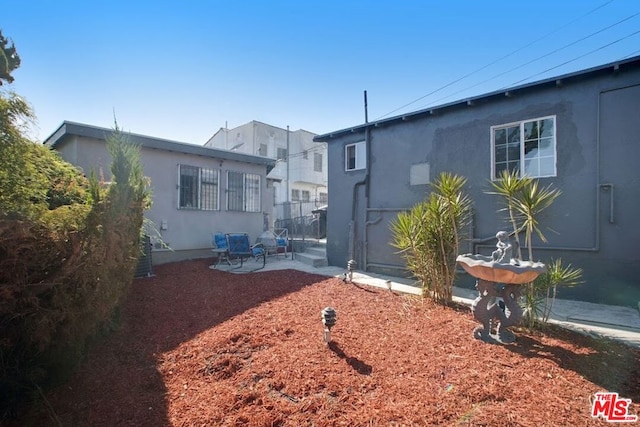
xmin=0 ymin=117 xmax=149 ymax=420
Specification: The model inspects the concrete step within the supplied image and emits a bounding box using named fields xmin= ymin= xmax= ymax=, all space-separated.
xmin=294 ymin=251 xmax=328 ymax=268
xmin=304 ymin=246 xmax=327 ymax=258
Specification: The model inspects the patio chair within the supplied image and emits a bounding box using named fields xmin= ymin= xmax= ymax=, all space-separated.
xmin=226 ymin=232 xmax=266 ymax=270
xmin=211 ymin=232 xmax=231 ymax=268
xmin=274 ymin=228 xmax=289 ymax=258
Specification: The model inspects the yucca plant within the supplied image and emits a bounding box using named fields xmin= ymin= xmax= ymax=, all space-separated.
xmin=535 ymin=258 xmax=583 ymax=323
xmin=391 ymin=172 xmax=472 ymax=304
xmin=487 ymin=170 xmax=581 ymax=327
xmin=487 ymin=170 xmax=529 ymax=259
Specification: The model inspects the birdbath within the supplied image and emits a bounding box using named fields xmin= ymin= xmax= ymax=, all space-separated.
xmin=456 ymin=231 xmax=546 ymax=343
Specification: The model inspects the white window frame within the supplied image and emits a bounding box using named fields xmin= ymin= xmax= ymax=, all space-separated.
xmin=226 ymin=171 xmax=262 ymax=212
xmin=345 ymin=140 xmax=366 ymax=171
xmin=491 ymin=115 xmax=557 ymax=180
xmin=178 ymin=165 xmax=219 ymax=210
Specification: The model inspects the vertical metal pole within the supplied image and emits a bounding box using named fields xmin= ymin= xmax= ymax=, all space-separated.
xmin=286 ymin=125 xmax=290 ymax=203
xmin=364 ymin=90 xmax=368 ymax=123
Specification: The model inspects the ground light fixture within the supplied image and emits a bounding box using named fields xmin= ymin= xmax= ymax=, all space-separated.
xmin=321 ymin=307 xmax=337 ymax=344
xmin=343 ymin=259 xmax=356 ymax=283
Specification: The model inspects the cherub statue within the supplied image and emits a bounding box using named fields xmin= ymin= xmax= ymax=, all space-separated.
xmin=491 ymin=231 xmax=513 ymax=264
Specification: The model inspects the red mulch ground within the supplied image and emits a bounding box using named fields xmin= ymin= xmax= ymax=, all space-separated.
xmin=17 ymin=258 xmax=640 ymax=426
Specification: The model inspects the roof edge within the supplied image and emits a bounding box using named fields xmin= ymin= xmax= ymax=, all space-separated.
xmin=44 ymin=121 xmax=276 ymax=167
xmin=314 ymin=54 xmax=640 ymax=142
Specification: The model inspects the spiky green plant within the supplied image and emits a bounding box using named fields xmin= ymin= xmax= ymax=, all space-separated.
xmin=391 ymin=172 xmax=472 ymax=304
xmin=487 ymin=169 xmax=528 ymax=259
xmin=486 ymin=172 xmax=581 ymax=328
xmin=535 ymin=258 xmax=584 ymax=323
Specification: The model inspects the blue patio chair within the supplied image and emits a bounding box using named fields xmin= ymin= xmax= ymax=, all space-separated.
xmin=226 ymin=232 xmax=266 ymax=270
xmin=211 ymin=232 xmax=231 ymax=268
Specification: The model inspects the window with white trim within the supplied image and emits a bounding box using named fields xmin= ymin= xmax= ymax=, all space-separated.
xmin=492 ymin=116 xmax=556 ymax=179
xmin=301 ymin=190 xmax=310 ymax=202
xmin=291 ymin=189 xmax=300 ymax=201
xmin=178 ymin=165 xmax=219 ymax=210
xmin=345 ymin=141 xmax=366 ymax=171
xmin=227 ymin=171 xmax=261 ymax=212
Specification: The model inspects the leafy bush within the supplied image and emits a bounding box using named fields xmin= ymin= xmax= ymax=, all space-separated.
xmin=0 ymin=103 xmax=149 ymax=419
xmin=391 ymin=173 xmax=472 ymax=304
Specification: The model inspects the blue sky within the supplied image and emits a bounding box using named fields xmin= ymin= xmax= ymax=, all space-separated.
xmin=4 ymin=0 xmax=640 ymax=144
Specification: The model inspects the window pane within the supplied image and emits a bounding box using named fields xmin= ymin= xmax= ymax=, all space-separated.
xmin=227 ymin=171 xmax=244 ymax=211
xmin=201 ymin=168 xmax=218 ymax=210
xmin=179 ymin=165 xmax=199 ymax=208
xmin=539 ymin=157 xmax=555 ymax=176
xmin=494 ymin=162 xmax=508 ymax=179
xmin=524 ymin=157 xmax=539 ymax=177
xmin=507 ymin=126 xmax=520 ymax=143
xmin=539 ymin=137 xmax=554 ymax=156
xmin=495 ymin=145 xmax=506 ymax=163
xmin=244 ymin=173 xmax=261 ymax=212
xmin=355 ymin=141 xmax=366 ymax=169
xmin=314 ymin=153 xmax=323 ymax=172
xmin=506 ymin=142 xmax=520 ymax=162
xmin=494 ymin=128 xmax=506 ymax=145
xmin=540 ymin=118 xmax=554 ymax=138
xmin=346 ymin=145 xmax=356 ymax=170
xmin=524 ymin=140 xmax=539 ymax=157
xmin=506 ymin=160 xmax=520 ymax=175
xmin=524 ymin=121 xmax=538 ymax=140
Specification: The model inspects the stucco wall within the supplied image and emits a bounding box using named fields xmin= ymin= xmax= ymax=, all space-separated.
xmin=326 ymin=67 xmax=640 ymax=306
xmin=57 ymin=135 xmax=272 ymax=263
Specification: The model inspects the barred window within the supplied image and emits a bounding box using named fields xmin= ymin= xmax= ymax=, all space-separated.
xmin=227 ymin=171 xmax=261 ymax=212
xmin=179 ymin=165 xmax=219 ymax=210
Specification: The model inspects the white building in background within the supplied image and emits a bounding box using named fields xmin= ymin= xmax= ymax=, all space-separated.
xmin=205 ymin=121 xmax=328 ymax=224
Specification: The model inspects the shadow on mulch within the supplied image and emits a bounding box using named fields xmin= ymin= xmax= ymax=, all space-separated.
xmin=506 ymin=325 xmax=640 ymax=402
xmin=328 ymin=341 xmax=373 ymax=375
xmin=16 ymin=258 xmax=327 ymax=427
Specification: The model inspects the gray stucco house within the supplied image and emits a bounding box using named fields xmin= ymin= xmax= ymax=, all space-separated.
xmin=314 ymin=55 xmax=640 ymax=307
xmin=44 ymin=122 xmax=275 ymax=264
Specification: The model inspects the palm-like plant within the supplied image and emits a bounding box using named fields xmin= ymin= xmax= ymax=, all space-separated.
xmin=487 ymin=169 xmax=528 ymax=259
xmin=486 ymin=171 xmax=581 ymax=328
xmin=513 ymin=179 xmax=560 ymax=261
xmin=391 ymin=172 xmax=472 ymax=304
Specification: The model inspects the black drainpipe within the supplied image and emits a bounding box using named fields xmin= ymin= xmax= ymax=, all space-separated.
xmin=348 ymin=92 xmax=371 ymax=262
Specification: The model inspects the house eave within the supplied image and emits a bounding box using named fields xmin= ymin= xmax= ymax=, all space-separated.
xmin=313 ymin=54 xmax=640 ymax=142
xmin=44 ymin=121 xmax=276 ymax=168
